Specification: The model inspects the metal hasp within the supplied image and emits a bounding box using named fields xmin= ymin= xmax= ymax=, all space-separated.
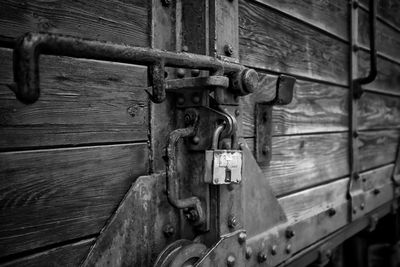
xmin=353 ymin=0 xmax=377 ymax=99
xmin=9 ymin=32 xmax=255 ymax=104
xmin=255 ymin=75 xmax=296 ymax=164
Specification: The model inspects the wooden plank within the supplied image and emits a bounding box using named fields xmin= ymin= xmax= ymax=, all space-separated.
xmin=361 ymin=164 xmax=394 ymax=192
xmin=358 ymin=50 xmax=400 ymax=96
xmin=0 ymin=143 xmax=148 ymax=257
xmin=360 ymin=0 xmax=400 ymax=31
xmin=359 ymin=8 xmax=400 ymax=63
xmin=2 ymin=238 xmax=95 ymax=267
xmin=0 ymin=0 xmax=149 ymax=46
xmin=251 ymin=0 xmax=348 ymax=40
xmin=241 ymin=74 xmax=348 ymax=137
xmin=0 ymin=48 xmax=148 ymax=149
xmin=239 ymin=0 xmax=348 ymax=85
xmin=245 ymin=133 xmax=349 ymax=196
xmin=358 ymin=92 xmax=400 ymax=130
xmin=359 ymin=129 xmax=400 ymax=171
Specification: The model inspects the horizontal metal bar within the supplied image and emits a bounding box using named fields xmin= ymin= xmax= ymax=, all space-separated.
xmin=10 ymin=32 xmax=246 ymax=104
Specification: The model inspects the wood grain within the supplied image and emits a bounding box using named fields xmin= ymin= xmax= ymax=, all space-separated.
xmin=360 ymin=0 xmax=400 ymax=31
xmin=358 ymin=92 xmax=400 ymax=130
xmin=239 ymin=0 xmax=349 ymax=85
xmin=241 ymin=74 xmax=348 ymax=137
xmin=245 ymin=133 xmax=349 ymax=196
xmin=2 ymin=238 xmax=95 ymax=267
xmin=359 ymin=8 xmax=400 ymax=63
xmin=0 ymin=143 xmax=148 ymax=257
xmin=251 ymin=0 xmax=348 ymax=40
xmin=359 ymin=129 xmax=400 ymax=171
xmin=0 ymin=0 xmax=149 ymax=46
xmin=361 ymin=164 xmax=393 ymax=192
xmin=0 ymin=48 xmax=149 ymax=149
xmin=358 ymin=51 xmax=400 ymax=96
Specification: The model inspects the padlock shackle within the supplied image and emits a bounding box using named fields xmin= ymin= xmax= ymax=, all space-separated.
xmin=212 ymin=124 xmax=226 ymax=150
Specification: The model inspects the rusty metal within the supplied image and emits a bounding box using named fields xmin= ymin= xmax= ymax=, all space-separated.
xmin=10 ymin=33 xmax=258 ymax=104
xmin=230 ymin=68 xmax=259 ymax=96
xmin=166 ymin=76 xmax=229 ymax=92
xmin=255 ymin=75 xmax=296 ymax=164
xmin=353 ymin=0 xmax=377 ymax=99
xmin=166 ymin=109 xmax=205 ymax=226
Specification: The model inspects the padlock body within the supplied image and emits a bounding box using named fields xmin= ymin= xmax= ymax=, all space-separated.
xmin=204 ymin=150 xmax=242 ymax=185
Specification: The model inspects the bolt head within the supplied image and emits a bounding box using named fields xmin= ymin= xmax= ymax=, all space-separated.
xmin=285 ymin=228 xmax=295 ymax=239
xmin=226 ymin=255 xmax=236 ymax=267
xmin=270 ymin=245 xmax=277 ymax=255
xmin=360 ymin=202 xmax=365 ymax=210
xmin=182 ymin=45 xmax=189 ymax=52
xmin=191 ymin=69 xmax=200 ymax=77
xmin=177 ymin=68 xmax=185 ymax=78
xmin=257 ymin=252 xmax=267 ymax=263
xmin=162 ymin=224 xmax=175 ymax=237
xmin=228 ymin=216 xmax=238 ymax=229
xmin=285 ymin=244 xmax=292 ymax=254
xmin=191 ymin=93 xmax=201 ymax=104
xmin=262 ymin=145 xmax=269 ymax=155
xmin=245 ymin=247 xmax=253 ymax=259
xmin=235 ymin=109 xmax=240 ymax=117
xmin=238 ymin=232 xmax=247 ymax=244
xmin=373 ymin=188 xmax=381 ymax=195
xmin=192 ymin=136 xmax=200 ymax=145
xmin=327 ymin=207 xmax=336 ymax=217
xmin=177 ymin=96 xmax=185 ymax=105
xmin=224 ymin=44 xmax=234 ymax=56
xmin=242 ymin=69 xmax=259 ymax=94
xmin=184 ymin=209 xmax=199 ymax=222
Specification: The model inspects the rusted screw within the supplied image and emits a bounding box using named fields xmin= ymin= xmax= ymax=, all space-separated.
xmin=228 ymin=215 xmax=238 ymax=229
xmin=285 ymin=244 xmax=292 ymax=254
xmin=258 ymin=252 xmax=267 ymax=263
xmin=242 ymin=69 xmax=259 ymax=94
xmin=285 ymin=228 xmax=295 ymax=239
xmin=191 ymin=69 xmax=200 ymax=77
xmin=238 ymin=232 xmax=247 ymax=244
xmin=235 ymin=109 xmax=240 ymax=117
xmin=327 ymin=207 xmax=336 ymax=217
xmin=226 ymin=255 xmax=236 ymax=267
xmin=373 ymin=188 xmax=381 ymax=195
xmin=224 ymin=44 xmax=234 ymax=56
xmin=163 ymin=224 xmax=175 ymax=237
xmin=161 ymin=0 xmax=170 ymax=7
xmin=182 ymin=45 xmax=189 ymax=52
xmin=177 ymin=68 xmax=185 ymax=78
xmin=245 ymin=247 xmax=253 ymax=259
xmin=191 ymin=93 xmax=201 ymax=104
xmin=270 ymin=245 xmax=277 ymax=255
xmin=192 ymin=136 xmax=200 ymax=145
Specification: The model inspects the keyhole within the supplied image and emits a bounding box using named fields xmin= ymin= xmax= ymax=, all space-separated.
xmin=225 ymin=168 xmax=232 ymax=183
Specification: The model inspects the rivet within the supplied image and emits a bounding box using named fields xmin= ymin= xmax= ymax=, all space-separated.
xmin=270 ymin=245 xmax=277 ymax=255
xmin=177 ymin=68 xmax=185 ymax=78
xmin=360 ymin=202 xmax=365 ymax=210
xmin=235 ymin=109 xmax=240 ymax=117
xmin=285 ymin=228 xmax=295 ymax=239
xmin=257 ymin=252 xmax=267 ymax=263
xmin=327 ymin=207 xmax=336 ymax=217
xmin=162 ymin=224 xmax=175 ymax=237
xmin=226 ymin=255 xmax=235 ymax=267
xmin=182 ymin=45 xmax=189 ymax=52
xmin=161 ymin=0 xmax=170 ymax=7
xmin=177 ymin=96 xmax=185 ymax=105
xmin=245 ymin=247 xmax=253 ymax=259
xmin=192 ymin=93 xmax=201 ymax=104
xmin=228 ymin=215 xmax=238 ymax=229
xmin=285 ymin=244 xmax=292 ymax=254
xmin=191 ymin=69 xmax=200 ymax=77
xmin=192 ymin=136 xmax=200 ymax=145
xmin=224 ymin=44 xmax=234 ymax=56
xmin=238 ymin=232 xmax=247 ymax=244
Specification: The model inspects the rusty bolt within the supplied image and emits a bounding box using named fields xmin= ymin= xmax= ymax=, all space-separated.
xmin=191 ymin=93 xmax=201 ymax=104
xmin=238 ymin=232 xmax=247 ymax=244
xmin=228 ymin=215 xmax=238 ymax=229
xmin=270 ymin=245 xmax=277 ymax=255
xmin=285 ymin=244 xmax=292 ymax=254
xmin=327 ymin=207 xmax=336 ymax=217
xmin=163 ymin=224 xmax=175 ymax=238
xmin=285 ymin=228 xmax=295 ymax=239
xmin=258 ymin=252 xmax=267 ymax=263
xmin=161 ymin=0 xmax=170 ymax=7
xmin=177 ymin=68 xmax=185 ymax=78
xmin=242 ymin=69 xmax=259 ymax=94
xmin=360 ymin=202 xmax=365 ymax=210
xmin=191 ymin=69 xmax=200 ymax=77
xmin=182 ymin=45 xmax=189 ymax=52
xmin=185 ymin=208 xmax=199 ymax=222
xmin=245 ymin=247 xmax=253 ymax=259
xmin=235 ymin=109 xmax=240 ymax=117
xmin=224 ymin=44 xmax=234 ymax=56
xmin=192 ymin=136 xmax=200 ymax=145
xmin=226 ymin=255 xmax=236 ymax=267
xmin=373 ymin=188 xmax=381 ymax=195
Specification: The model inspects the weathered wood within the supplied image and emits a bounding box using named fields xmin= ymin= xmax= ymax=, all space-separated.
xmin=241 ymin=74 xmax=348 ymax=137
xmin=359 ymin=8 xmax=400 ymax=63
xmin=0 ymin=143 xmax=148 ymax=257
xmin=1 ymin=238 xmax=95 ymax=267
xmin=361 ymin=163 xmax=393 ymax=191
xmin=0 ymin=0 xmax=149 ymax=46
xmin=358 ymin=51 xmax=400 ymax=96
xmin=0 ymin=48 xmax=148 ymax=149
xmin=239 ymin=0 xmax=348 ymax=85
xmin=251 ymin=0 xmax=348 ymax=40
xmin=359 ymin=129 xmax=400 ymax=171
xmin=358 ymin=92 xmax=400 ymax=130
xmin=245 ymin=133 xmax=349 ymax=196
xmin=360 ymin=0 xmax=400 ymax=32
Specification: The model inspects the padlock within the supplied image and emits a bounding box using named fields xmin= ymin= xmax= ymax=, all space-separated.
xmin=204 ymin=123 xmax=243 ymax=185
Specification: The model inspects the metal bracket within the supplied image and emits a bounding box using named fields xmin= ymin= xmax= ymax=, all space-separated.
xmin=255 ymin=75 xmax=296 ymax=164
